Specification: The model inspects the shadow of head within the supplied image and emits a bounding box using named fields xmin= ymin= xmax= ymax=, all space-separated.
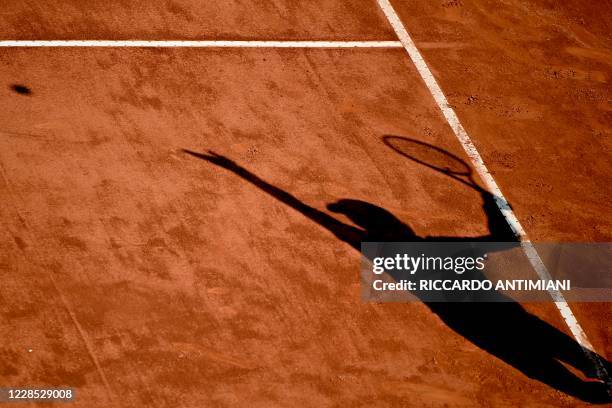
xmin=327 ymin=198 xmax=416 ymax=240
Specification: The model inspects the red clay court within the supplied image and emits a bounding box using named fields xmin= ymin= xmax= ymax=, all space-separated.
xmin=0 ymin=1 xmax=610 ymax=407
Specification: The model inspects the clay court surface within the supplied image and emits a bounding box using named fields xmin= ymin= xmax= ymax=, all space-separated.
xmin=0 ymin=1 xmax=610 ymax=407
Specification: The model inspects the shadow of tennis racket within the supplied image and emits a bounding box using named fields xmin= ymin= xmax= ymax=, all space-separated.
xmin=383 ymin=135 xmax=485 ymax=193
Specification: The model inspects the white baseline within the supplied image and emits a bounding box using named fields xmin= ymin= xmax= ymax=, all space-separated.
xmin=0 ymin=40 xmax=402 ymax=48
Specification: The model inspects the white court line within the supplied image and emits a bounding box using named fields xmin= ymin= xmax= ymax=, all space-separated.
xmin=375 ymin=0 xmax=612 ymax=393
xmin=0 ymin=40 xmax=402 ymax=48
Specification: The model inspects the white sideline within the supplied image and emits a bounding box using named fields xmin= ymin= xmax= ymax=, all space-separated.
xmin=0 ymin=40 xmax=402 ymax=48
xmin=375 ymin=0 xmax=611 ymax=392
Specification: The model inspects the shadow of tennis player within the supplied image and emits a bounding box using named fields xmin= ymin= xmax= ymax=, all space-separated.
xmin=183 ymin=139 xmax=611 ymax=403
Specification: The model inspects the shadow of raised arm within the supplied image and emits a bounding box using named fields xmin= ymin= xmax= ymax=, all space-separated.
xmin=183 ymin=149 xmax=365 ymax=248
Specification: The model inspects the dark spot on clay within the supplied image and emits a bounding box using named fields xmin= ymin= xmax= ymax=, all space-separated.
xmin=11 ymin=84 xmax=31 ymax=95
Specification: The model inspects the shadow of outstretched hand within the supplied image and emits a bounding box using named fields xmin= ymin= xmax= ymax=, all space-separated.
xmin=183 ymin=149 xmax=239 ymax=169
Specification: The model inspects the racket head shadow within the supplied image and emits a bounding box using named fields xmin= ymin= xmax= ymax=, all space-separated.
xmin=383 ymin=135 xmax=473 ymax=177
